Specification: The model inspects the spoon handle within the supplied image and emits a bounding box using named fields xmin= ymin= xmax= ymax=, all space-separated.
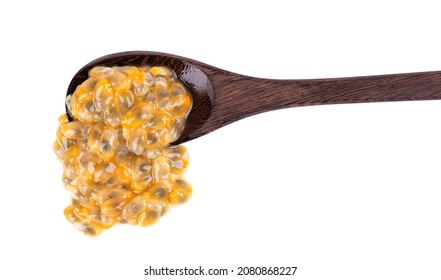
xmin=208 ymin=70 xmax=441 ymax=127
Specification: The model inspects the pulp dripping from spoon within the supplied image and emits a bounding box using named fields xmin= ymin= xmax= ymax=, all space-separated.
xmin=58 ymin=64 xmax=194 ymax=236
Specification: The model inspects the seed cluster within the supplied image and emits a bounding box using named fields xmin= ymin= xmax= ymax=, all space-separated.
xmin=54 ymin=65 xmax=192 ymax=236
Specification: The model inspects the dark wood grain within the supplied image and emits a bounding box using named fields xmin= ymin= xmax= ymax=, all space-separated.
xmin=67 ymin=51 xmax=441 ymax=144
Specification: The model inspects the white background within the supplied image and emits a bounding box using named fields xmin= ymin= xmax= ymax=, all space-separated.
xmin=1 ymin=1 xmax=441 ymax=279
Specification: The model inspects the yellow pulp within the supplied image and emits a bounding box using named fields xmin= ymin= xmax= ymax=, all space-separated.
xmin=54 ymin=65 xmax=192 ymax=236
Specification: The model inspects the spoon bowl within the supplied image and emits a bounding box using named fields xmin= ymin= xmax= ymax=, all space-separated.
xmin=67 ymin=51 xmax=441 ymax=144
xmin=66 ymin=51 xmax=215 ymax=144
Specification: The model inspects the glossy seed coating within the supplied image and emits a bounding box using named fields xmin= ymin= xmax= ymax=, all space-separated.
xmin=54 ymin=65 xmax=192 ymax=236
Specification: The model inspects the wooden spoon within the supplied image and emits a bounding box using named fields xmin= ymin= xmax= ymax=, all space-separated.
xmin=67 ymin=51 xmax=441 ymax=144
